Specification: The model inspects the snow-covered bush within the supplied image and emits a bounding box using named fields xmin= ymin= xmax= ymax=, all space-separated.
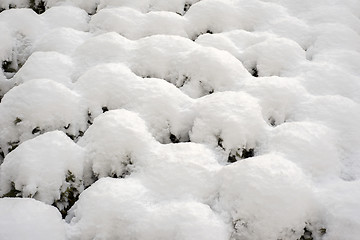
xmin=66 ymin=177 xmax=231 ymax=240
xmin=196 ymin=30 xmax=306 ymax=77
xmin=190 ymin=91 xmax=267 ymax=163
xmin=90 ymin=7 xmax=188 ymax=40
xmin=12 ymin=51 xmax=74 ymax=87
xmin=72 ymin=33 xmax=250 ymax=97
xmin=0 ymin=8 xmax=45 ymax=75
xmin=31 ymin=27 xmax=90 ymax=55
xmin=218 ymin=154 xmax=318 ymax=240
xmin=78 ymin=109 xmax=156 ymax=183
xmin=0 ymin=131 xmax=84 ymax=215
xmin=0 ymin=79 xmax=87 ymax=155
xmin=242 ymin=76 xmax=309 ymax=126
xmin=74 ymin=63 xmax=195 ymax=143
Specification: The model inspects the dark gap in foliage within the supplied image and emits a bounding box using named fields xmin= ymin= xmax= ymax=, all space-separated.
xmin=87 ymin=111 xmax=93 ymax=125
xmin=7 ymin=140 xmax=19 ymax=153
xmin=176 ymin=2 xmax=192 ymax=16
xmin=298 ymin=227 xmax=313 ymax=240
xmin=66 ymin=133 xmax=75 ymax=141
xmin=110 ymin=157 xmax=134 ymax=179
xmin=78 ymin=130 xmax=84 ymax=137
xmin=228 ymin=148 xmax=254 ymax=163
xmin=29 ymin=0 xmax=46 ymax=14
xmin=13 ymin=117 xmax=22 ymax=125
xmin=66 ymin=130 xmax=86 ymax=142
xmin=1 ymin=182 xmax=21 ymax=198
xmin=31 ymin=127 xmax=41 ymax=135
xmin=176 ymin=75 xmax=190 ymax=88
xmin=2 ymin=61 xmax=16 ymax=74
xmin=102 ymin=106 xmax=109 ymax=113
xmin=54 ymin=171 xmax=81 ymax=219
xmin=251 ymin=66 xmax=258 ymax=77
xmin=170 ymin=133 xmax=180 ymax=143
xmin=297 ymin=225 xmax=327 ymax=240
xmin=191 ymin=29 xmax=213 ymax=41
xmin=184 ymin=2 xmax=191 ymax=13
xmin=268 ymin=116 xmax=276 ymax=127
xmin=217 ymin=137 xmax=225 ymax=150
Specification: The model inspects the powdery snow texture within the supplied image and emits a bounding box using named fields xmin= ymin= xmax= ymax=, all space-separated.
xmin=0 ymin=0 xmax=360 ymax=240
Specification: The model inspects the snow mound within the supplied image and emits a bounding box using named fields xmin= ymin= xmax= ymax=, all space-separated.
xmin=67 ymin=177 xmax=230 ymax=240
xmin=41 ymin=5 xmax=90 ymax=31
xmin=78 ymin=109 xmax=156 ymax=182
xmin=0 ymin=79 xmax=87 ymax=155
xmin=0 ymin=198 xmax=66 ymax=240
xmin=190 ymin=91 xmax=267 ymax=163
xmin=0 ymin=131 xmax=84 ymax=206
xmin=136 ymin=142 xmax=221 ymax=202
xmin=317 ymin=180 xmax=360 ymax=240
xmin=97 ymin=0 xmax=200 ymax=14
xmin=73 ymin=33 xmax=250 ymax=97
xmin=196 ymin=30 xmax=306 ymax=77
xmin=90 ymin=7 xmax=188 ymax=40
xmin=267 ymin=122 xmax=341 ymax=179
xmin=242 ymin=76 xmax=309 ymax=126
xmin=218 ymin=154 xmax=317 ymax=240
xmin=32 ymin=27 xmax=90 ymax=55
xmin=13 ymin=51 xmax=74 ymax=87
xmin=74 ymin=63 xmax=195 ymax=143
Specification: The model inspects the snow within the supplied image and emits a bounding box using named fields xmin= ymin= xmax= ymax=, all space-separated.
xmin=317 ymin=180 xmax=360 ymax=240
xmin=218 ymin=154 xmax=318 ymax=240
xmin=31 ymin=27 xmax=90 ymax=55
xmin=0 ymin=198 xmax=66 ymax=240
xmin=72 ymin=33 xmax=249 ymax=97
xmin=196 ymin=30 xmax=307 ymax=77
xmin=190 ymin=91 xmax=267 ymax=156
xmin=66 ymin=177 xmax=231 ymax=240
xmin=78 ymin=109 xmax=156 ymax=182
xmin=13 ymin=51 xmax=74 ymax=87
xmin=0 ymin=79 xmax=87 ymax=154
xmin=267 ymin=122 xmax=341 ymax=179
xmin=41 ymin=6 xmax=90 ymax=31
xmin=74 ymin=63 xmax=195 ymax=143
xmin=90 ymin=7 xmax=188 ymax=40
xmin=0 ymin=131 xmax=84 ymax=204
xmin=0 ymin=0 xmax=360 ymax=239
xmin=136 ymin=142 xmax=222 ymax=202
xmin=242 ymin=76 xmax=308 ymax=126
xmin=44 ymin=0 xmax=99 ymax=14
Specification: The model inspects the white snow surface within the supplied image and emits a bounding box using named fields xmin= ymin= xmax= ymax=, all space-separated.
xmin=0 ymin=0 xmax=360 ymax=239
xmin=0 ymin=131 xmax=84 ymax=204
xmin=0 ymin=198 xmax=66 ymax=240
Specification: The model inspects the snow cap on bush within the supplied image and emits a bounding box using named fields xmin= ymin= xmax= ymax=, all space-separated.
xmin=67 ymin=177 xmax=231 ymax=240
xmin=190 ymin=91 xmax=267 ymax=158
xmin=218 ymin=153 xmax=317 ymax=240
xmin=78 ymin=109 xmax=157 ymax=181
xmin=0 ymin=131 xmax=84 ymax=204
xmin=0 ymin=79 xmax=87 ymax=155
